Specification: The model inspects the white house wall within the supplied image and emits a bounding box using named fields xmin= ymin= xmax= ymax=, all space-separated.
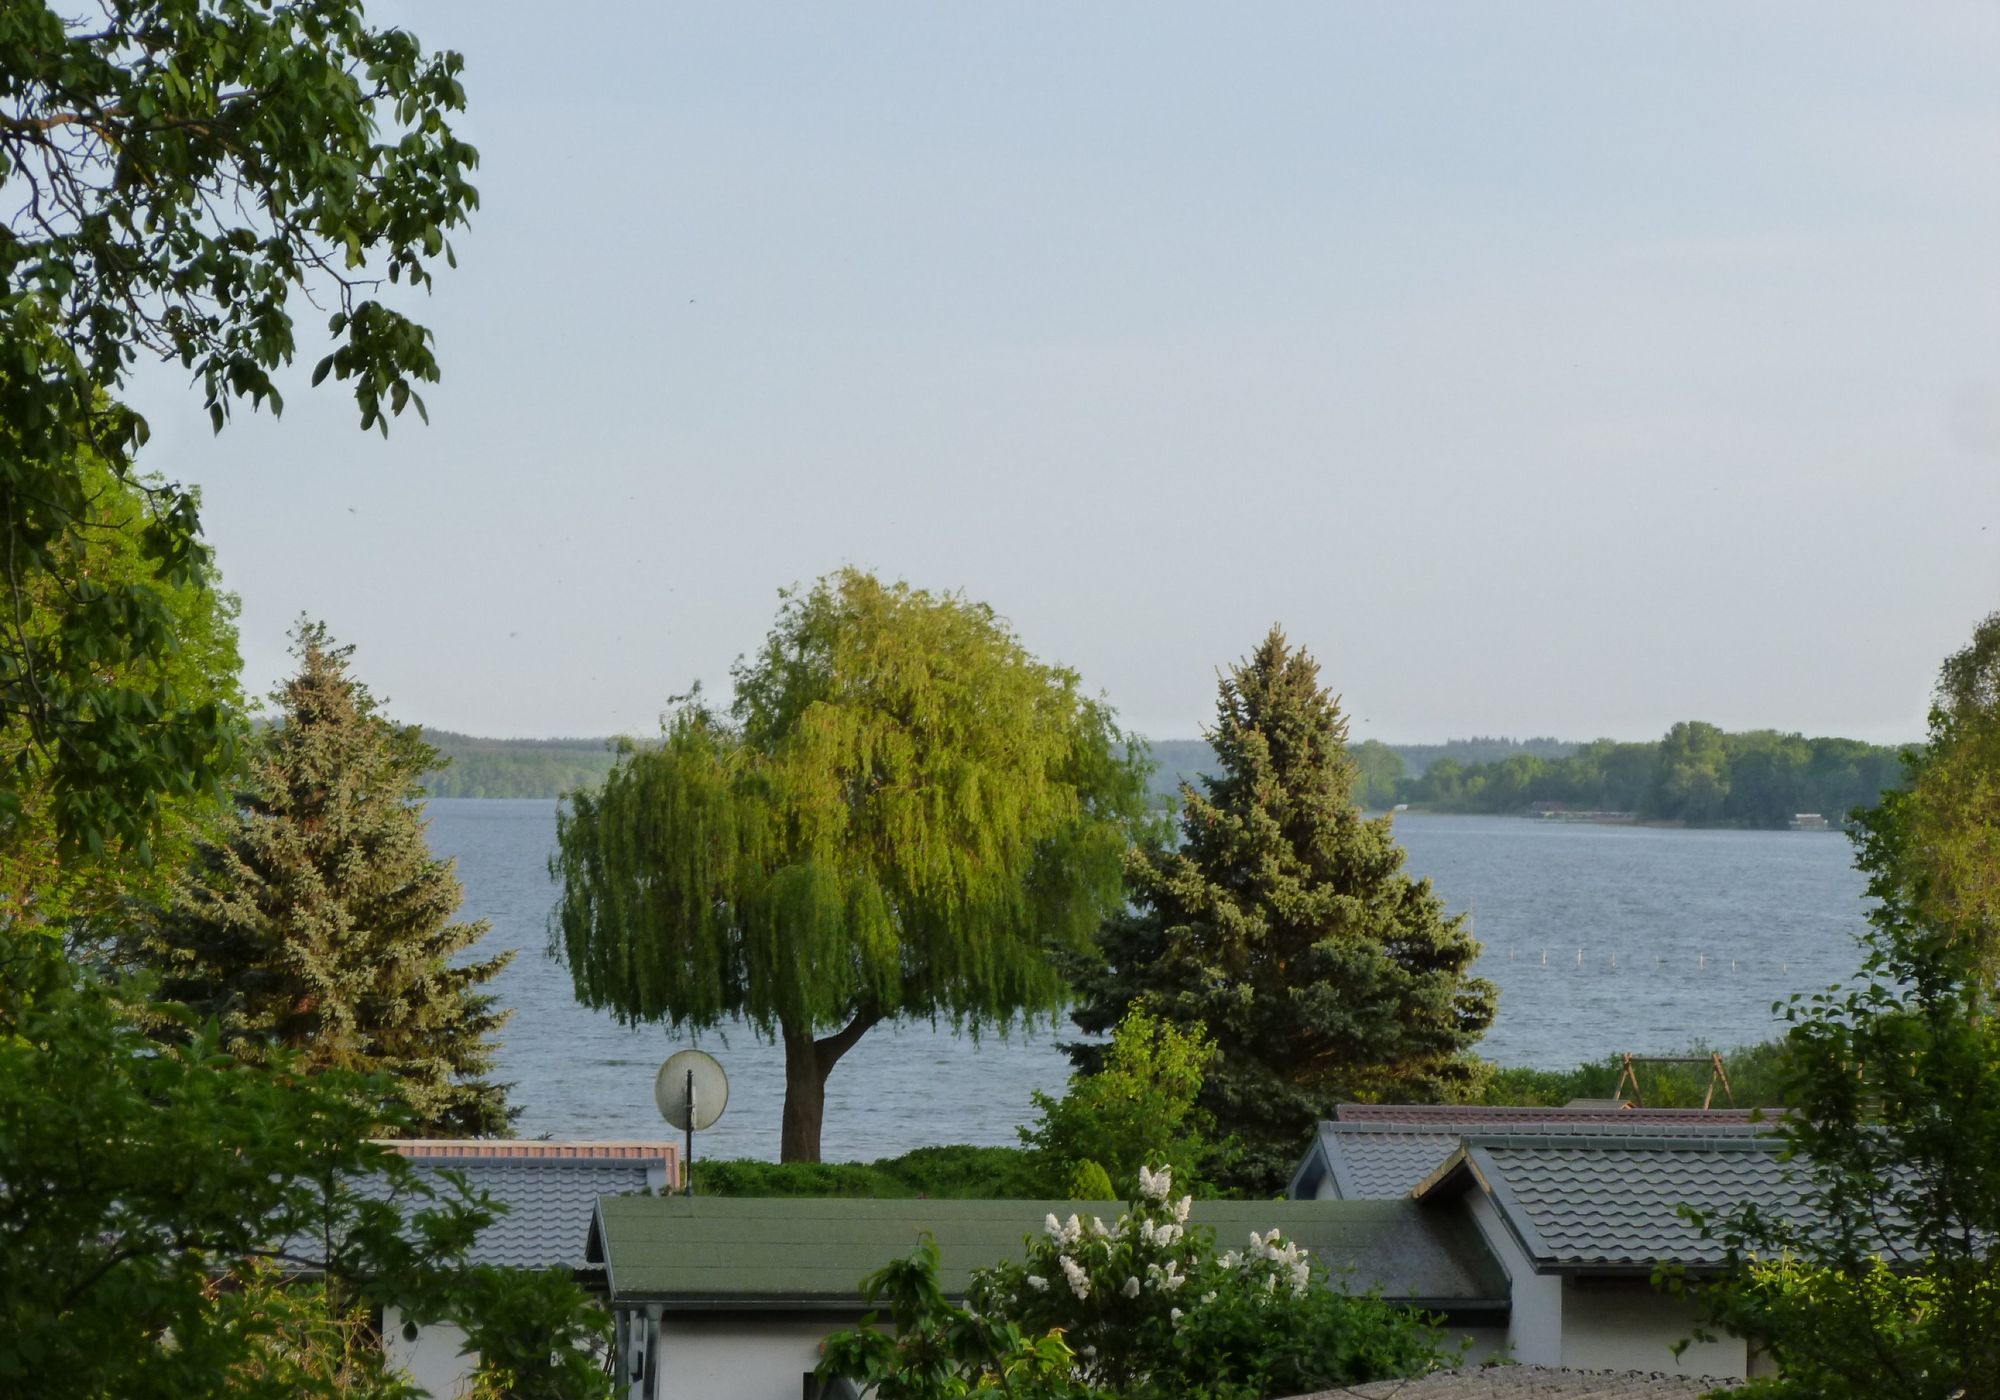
xmin=383 ymin=1306 xmax=478 ymax=1399
xmin=1560 ymin=1278 xmax=1745 ymax=1379
xmin=1462 ymin=1191 xmax=1563 ymax=1365
xmin=654 ymin=1317 xmax=838 ymax=1400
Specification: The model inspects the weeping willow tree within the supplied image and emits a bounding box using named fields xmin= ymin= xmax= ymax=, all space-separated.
xmin=550 ymin=571 xmax=1155 ymax=1161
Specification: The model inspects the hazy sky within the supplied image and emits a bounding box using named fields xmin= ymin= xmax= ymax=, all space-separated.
xmin=127 ymin=2 xmax=1999 ymax=744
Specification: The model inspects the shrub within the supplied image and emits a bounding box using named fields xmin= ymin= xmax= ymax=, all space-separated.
xmin=1477 ymin=1040 xmax=1793 ymax=1109
xmin=1068 ymin=1159 xmax=1118 ymax=1200
xmin=1023 ymin=1011 xmax=1219 ymax=1198
xmin=690 ymin=1144 xmax=1041 ymax=1199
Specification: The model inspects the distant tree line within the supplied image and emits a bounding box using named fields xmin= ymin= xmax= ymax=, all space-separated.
xmin=419 ymin=730 xmax=622 ymax=798
xmin=426 ymin=725 xmax=1904 ymax=828
xmin=1385 ymin=722 xmax=1907 ymax=827
xmin=1144 ymin=735 xmax=1575 ymax=811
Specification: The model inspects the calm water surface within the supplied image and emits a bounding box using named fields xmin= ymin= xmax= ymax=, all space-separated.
xmin=425 ymin=801 xmax=1868 ymax=1161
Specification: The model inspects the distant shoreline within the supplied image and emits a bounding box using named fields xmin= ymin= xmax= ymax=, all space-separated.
xmin=419 ymin=727 xmax=1899 ymax=829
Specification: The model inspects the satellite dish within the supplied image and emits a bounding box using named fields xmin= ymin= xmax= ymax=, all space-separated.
xmin=656 ymin=1049 xmax=728 ymax=1197
xmin=656 ymin=1049 xmax=728 ymax=1130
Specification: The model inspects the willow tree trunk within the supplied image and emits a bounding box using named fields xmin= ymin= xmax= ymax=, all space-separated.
xmin=778 ymin=1006 xmax=884 ymax=1162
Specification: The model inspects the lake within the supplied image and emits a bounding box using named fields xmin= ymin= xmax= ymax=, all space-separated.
xmin=425 ymin=801 xmax=1870 ymax=1162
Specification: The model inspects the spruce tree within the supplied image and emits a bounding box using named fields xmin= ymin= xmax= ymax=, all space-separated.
xmin=142 ymin=621 xmax=513 ymax=1136
xmin=1071 ymin=627 xmax=1496 ymax=1189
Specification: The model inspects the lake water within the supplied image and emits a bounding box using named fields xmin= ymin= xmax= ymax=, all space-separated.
xmin=425 ymin=801 xmax=1870 ymax=1162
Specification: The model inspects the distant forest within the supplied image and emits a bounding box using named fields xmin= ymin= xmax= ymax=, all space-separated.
xmin=422 ymin=726 xmax=1907 ymax=830
xmin=1379 ymin=724 xmax=1907 ymax=828
xmin=418 ymin=731 xmax=622 ymax=798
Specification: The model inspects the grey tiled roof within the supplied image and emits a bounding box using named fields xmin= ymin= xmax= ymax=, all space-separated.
xmin=1335 ymin=1105 xmax=1760 ymax=1126
xmin=1414 ymin=1134 xmax=1814 ymax=1272
xmin=1290 ymin=1118 xmax=1769 ymax=1202
xmin=1297 ymin=1363 xmax=1718 ymax=1397
xmin=356 ymin=1153 xmax=665 ymax=1269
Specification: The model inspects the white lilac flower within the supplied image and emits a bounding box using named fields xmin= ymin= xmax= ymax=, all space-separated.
xmin=1061 ymin=1255 xmax=1091 ymax=1300
xmin=1092 ymin=1217 xmax=1109 ymax=1238
xmin=1137 ymin=1218 xmax=1155 ymax=1246
xmin=1290 ymin=1260 xmax=1311 ymax=1295
xmin=1121 ymin=1276 xmax=1141 ymax=1298
xmin=1219 ymin=1250 xmax=1241 ymax=1270
xmin=1173 ymin=1195 xmax=1192 ymax=1225
xmin=1063 ymin=1214 xmax=1084 ymax=1247
xmin=1138 ymin=1163 xmax=1172 ymax=1201
xmin=1026 ymin=1274 xmax=1049 ymax=1292
xmin=1170 ymin=1307 xmax=1184 ymax=1325
xmin=1264 ymin=1272 xmax=1278 ymax=1294
xmin=1200 ymin=1291 xmax=1217 ymax=1305
xmin=1045 ymin=1213 xmax=1063 ymax=1239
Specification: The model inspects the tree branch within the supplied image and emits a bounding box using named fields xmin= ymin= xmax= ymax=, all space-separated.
xmin=815 ymin=1003 xmax=884 ymax=1073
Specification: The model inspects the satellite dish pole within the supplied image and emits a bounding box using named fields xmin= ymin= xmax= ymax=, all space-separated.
xmin=683 ymin=1067 xmax=694 ymax=1194
xmin=656 ymin=1049 xmax=729 ymax=1196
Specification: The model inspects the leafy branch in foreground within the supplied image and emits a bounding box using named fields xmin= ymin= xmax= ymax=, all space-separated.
xmin=1 ymin=0 xmax=477 ymax=856
xmin=0 ymin=946 xmax=604 ymax=1400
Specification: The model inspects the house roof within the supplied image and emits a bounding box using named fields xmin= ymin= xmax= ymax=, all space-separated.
xmin=1289 ymin=1117 xmax=1770 ymax=1202
xmin=1301 ymin=1363 xmax=1719 ymax=1397
xmin=586 ymin=1195 xmax=1510 ymax=1315
xmin=1413 ymin=1134 xmax=1811 ymax=1274
xmin=1334 ymin=1104 xmax=1761 ymax=1125
xmin=359 ymin=1141 xmax=675 ymax=1270
xmin=381 ymin=1139 xmax=682 ymax=1172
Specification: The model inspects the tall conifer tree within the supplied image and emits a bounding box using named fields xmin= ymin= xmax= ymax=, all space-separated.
xmin=1072 ymin=627 xmax=1495 ymax=1189
xmin=142 ymin=621 xmax=513 ymax=1136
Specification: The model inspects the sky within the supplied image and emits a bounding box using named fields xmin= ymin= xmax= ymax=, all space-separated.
xmin=126 ymin=2 xmax=2000 ymax=745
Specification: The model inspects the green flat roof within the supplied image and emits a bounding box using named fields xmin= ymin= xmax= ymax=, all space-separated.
xmin=586 ymin=1195 xmax=1507 ymax=1313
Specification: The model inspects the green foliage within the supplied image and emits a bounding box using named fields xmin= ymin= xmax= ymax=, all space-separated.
xmin=1073 ymin=628 xmax=1495 ymax=1192
xmin=1686 ymin=615 xmax=2000 ymax=1397
xmin=0 ymin=0 xmax=476 ymax=856
xmin=818 ymin=1166 xmax=1448 ymax=1399
xmin=1024 ymin=1010 xmax=1218 ymax=1198
xmin=1883 ymin=611 xmax=2000 ymax=980
xmin=1348 ymin=740 xmax=1405 ymax=810
xmin=1068 ymin=1159 xmax=1119 ymax=1201
xmin=1 ymin=453 xmax=243 ymax=936
xmin=551 ymin=570 xmax=1156 ymax=1160
xmin=690 ymin=1145 xmax=1043 ymax=1200
xmin=418 ymin=732 xmax=623 ymax=799
xmin=1391 ymin=736 xmax=1578 ymax=773
xmin=1477 ymin=1040 xmax=1794 ymax=1109
xmin=454 ymin=1267 xmax=614 ymax=1400
xmin=0 ymin=946 xmax=581 ymax=1400
xmin=1394 ymin=726 xmax=1904 ymax=827
xmin=819 ymin=1237 xmax=1091 ymax=1399
xmin=198 ymin=1269 xmax=417 ymax=1397
xmin=135 ymin=620 xmax=513 ymax=1136
xmin=0 ymin=947 xmax=608 ymax=1399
